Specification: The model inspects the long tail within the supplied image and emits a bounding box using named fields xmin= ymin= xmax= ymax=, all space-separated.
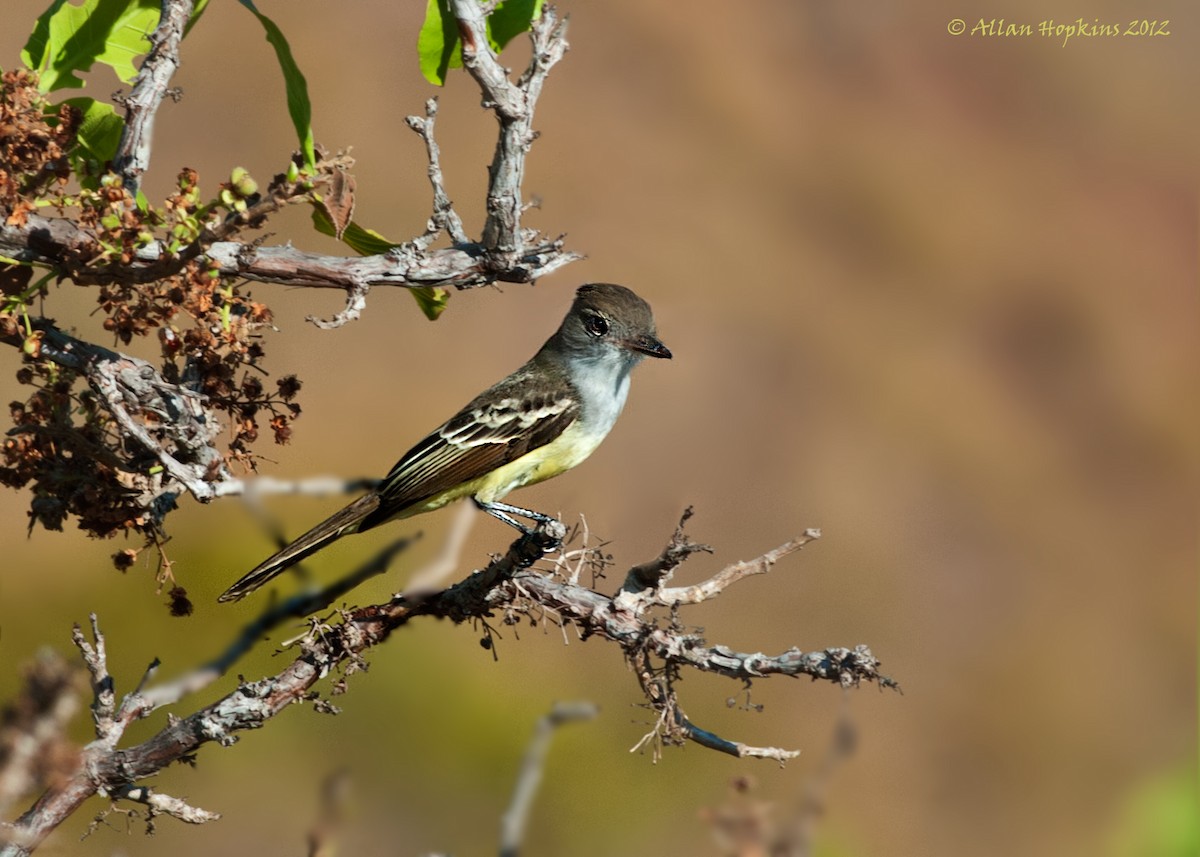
xmin=218 ymin=493 xmax=382 ymax=602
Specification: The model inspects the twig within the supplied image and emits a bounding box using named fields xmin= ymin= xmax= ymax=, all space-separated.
xmin=112 ymin=0 xmax=194 ymax=193
xmin=307 ymin=280 xmax=370 ymax=329
xmin=656 ymin=529 xmax=822 ymax=606
xmin=620 ymin=506 xmax=712 ymax=592
xmin=405 ymin=99 xmax=469 ymax=246
xmin=108 ymin=785 xmax=219 ymax=825
xmin=499 ymin=701 xmax=597 ymax=857
xmin=211 ymin=474 xmax=380 ymax=500
xmin=680 ymin=718 xmax=800 ymax=763
xmin=70 ymin=617 xmax=115 ymax=740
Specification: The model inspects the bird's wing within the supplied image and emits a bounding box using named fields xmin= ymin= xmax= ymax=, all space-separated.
xmin=362 ymin=387 xmax=580 ymax=528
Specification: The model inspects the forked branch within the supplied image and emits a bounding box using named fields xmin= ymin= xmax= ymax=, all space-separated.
xmin=1 ymin=514 xmax=896 ymax=855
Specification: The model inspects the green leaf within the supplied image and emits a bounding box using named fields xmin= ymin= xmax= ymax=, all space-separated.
xmin=310 ymin=207 xmax=449 ymax=321
xmin=488 ymin=0 xmax=544 ymax=52
xmin=417 ymin=0 xmax=544 ymax=87
xmin=406 ymin=283 xmax=451 ymax=321
xmin=238 ymin=0 xmax=315 ymax=170
xmin=417 ymin=0 xmax=458 ymax=87
xmin=22 ymin=0 xmax=162 ymax=93
xmin=61 ymin=97 xmax=124 ymax=163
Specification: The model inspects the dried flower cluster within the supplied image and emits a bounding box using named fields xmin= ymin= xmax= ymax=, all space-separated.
xmin=1 ymin=70 xmax=303 ymax=542
xmin=0 ymin=69 xmax=77 ymax=218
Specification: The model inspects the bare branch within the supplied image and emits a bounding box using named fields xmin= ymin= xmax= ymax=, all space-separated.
xmin=210 ymin=474 xmax=379 ymax=500
xmin=621 ymin=506 xmax=713 ymax=592
xmin=0 ymin=653 xmax=80 ymax=818
xmin=0 ymin=204 xmax=581 ymax=296
xmin=71 ymin=616 xmax=115 ymax=740
xmin=107 ymin=784 xmax=219 ymax=825
xmin=499 ymin=701 xmax=597 ymax=857
xmin=112 ymin=0 xmax=194 ymax=193
xmin=451 ymin=2 xmax=572 ymax=265
xmin=405 ymin=99 xmax=469 ymax=246
xmin=3 ymin=515 xmax=893 ymax=853
xmin=0 ymin=539 xmax=410 ymax=854
xmin=127 ymin=535 xmax=414 ymax=718
xmin=656 ymin=529 xmax=822 ymax=606
xmin=0 ymin=525 xmax=554 ymax=854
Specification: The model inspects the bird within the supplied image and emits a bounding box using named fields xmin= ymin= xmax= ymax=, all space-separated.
xmin=218 ymin=283 xmax=671 ymax=602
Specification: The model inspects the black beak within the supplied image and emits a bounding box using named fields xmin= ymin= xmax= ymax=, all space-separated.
xmin=626 ymin=335 xmax=672 ymax=359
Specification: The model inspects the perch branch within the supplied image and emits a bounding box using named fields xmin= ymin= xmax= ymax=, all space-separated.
xmin=3 ymin=516 xmax=895 ymax=855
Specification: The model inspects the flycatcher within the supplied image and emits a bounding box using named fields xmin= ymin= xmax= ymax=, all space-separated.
xmin=218 ymin=283 xmax=670 ymax=602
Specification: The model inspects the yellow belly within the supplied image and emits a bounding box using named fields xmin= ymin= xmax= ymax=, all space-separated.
xmin=399 ymin=419 xmax=606 ymax=516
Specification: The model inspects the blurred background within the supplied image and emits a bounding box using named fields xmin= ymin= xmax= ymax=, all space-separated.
xmin=1 ymin=1 xmax=1196 ymax=855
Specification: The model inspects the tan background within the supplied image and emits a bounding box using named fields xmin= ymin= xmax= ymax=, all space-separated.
xmin=1 ymin=1 xmax=1196 ymax=855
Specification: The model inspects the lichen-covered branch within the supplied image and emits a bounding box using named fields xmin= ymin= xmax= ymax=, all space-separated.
xmin=405 ymin=98 xmax=469 ymax=247
xmin=0 ymin=319 xmax=227 ymax=531
xmin=111 ymin=0 xmax=194 ymax=193
xmin=0 ymin=533 xmax=415 ymax=857
xmin=1 ymin=515 xmax=894 ymax=855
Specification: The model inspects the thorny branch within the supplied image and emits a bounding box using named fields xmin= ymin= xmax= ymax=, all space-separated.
xmin=1 ymin=514 xmax=896 ymax=855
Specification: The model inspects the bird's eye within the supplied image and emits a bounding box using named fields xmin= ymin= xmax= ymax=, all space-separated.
xmin=584 ymin=314 xmax=609 ymax=337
